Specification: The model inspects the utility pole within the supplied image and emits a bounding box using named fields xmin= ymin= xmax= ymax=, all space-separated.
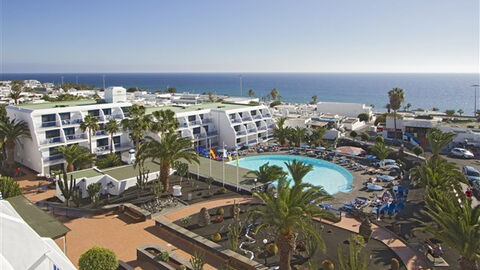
xmin=473 ymin=84 xmax=480 ymax=117
xmin=102 ymin=75 xmax=106 ymax=90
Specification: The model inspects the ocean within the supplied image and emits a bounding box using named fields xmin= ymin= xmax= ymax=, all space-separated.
xmin=1 ymin=73 xmax=479 ymax=115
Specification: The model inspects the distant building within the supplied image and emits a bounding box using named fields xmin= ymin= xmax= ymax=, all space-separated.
xmin=317 ymin=101 xmax=373 ymax=119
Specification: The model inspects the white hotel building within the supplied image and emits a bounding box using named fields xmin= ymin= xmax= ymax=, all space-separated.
xmin=6 ymin=87 xmax=274 ymax=175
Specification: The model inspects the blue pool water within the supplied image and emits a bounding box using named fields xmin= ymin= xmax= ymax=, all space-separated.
xmin=228 ymin=155 xmax=353 ymax=195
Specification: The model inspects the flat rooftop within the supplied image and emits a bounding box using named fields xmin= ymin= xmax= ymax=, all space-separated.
xmin=67 ymin=159 xmax=160 ymax=181
xmin=145 ymin=102 xmax=253 ymax=114
xmin=15 ymin=99 xmax=99 ymax=110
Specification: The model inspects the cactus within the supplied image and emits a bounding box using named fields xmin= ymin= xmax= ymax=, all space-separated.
xmin=57 ymin=170 xmax=76 ymax=207
xmin=87 ymin=183 xmax=101 ymax=205
xmin=391 ymin=258 xmax=399 ymax=270
xmin=321 ymin=259 xmax=335 ymax=270
xmin=198 ymin=207 xmax=211 ymax=227
xmin=136 ymin=166 xmax=149 ymax=193
xmin=189 ymin=251 xmax=205 ymax=270
xmin=359 ymin=218 xmax=373 ymax=243
xmin=230 ymin=200 xmax=240 ymax=220
xmin=71 ymin=186 xmax=82 ymax=207
xmin=227 ymin=209 xmax=242 ymax=252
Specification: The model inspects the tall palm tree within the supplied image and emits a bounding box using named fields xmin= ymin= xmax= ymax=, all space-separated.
xmin=369 ymin=141 xmax=393 ymax=161
xmin=248 ymin=89 xmax=255 ymax=97
xmin=290 ymin=126 xmax=307 ymax=147
xmin=0 ymin=118 xmax=30 ymax=169
xmin=273 ymin=117 xmax=289 ymax=146
xmin=136 ymin=133 xmax=199 ymax=192
xmin=418 ymin=189 xmax=480 ymax=270
xmin=388 ymin=88 xmax=405 ymax=141
xmin=307 ymin=127 xmax=326 ymax=147
xmin=80 ymin=114 xmax=99 ymax=154
xmin=426 ymin=128 xmax=456 ymax=157
xmin=57 ymin=144 xmax=95 ymax=172
xmin=285 ymin=159 xmax=313 ymax=185
xmin=105 ymin=118 xmax=120 ymax=153
xmin=270 ymin=88 xmax=279 ymax=100
xmin=121 ymin=104 xmax=151 ymax=151
xmin=246 ymin=162 xmax=287 ymax=185
xmin=311 ymin=95 xmax=318 ymax=104
xmin=410 ymin=156 xmax=466 ymax=190
xmin=9 ymin=89 xmax=22 ymax=105
xmin=249 ymin=163 xmax=334 ymax=270
xmin=150 ymin=109 xmax=179 ymax=135
xmin=385 ymin=103 xmax=391 ymax=113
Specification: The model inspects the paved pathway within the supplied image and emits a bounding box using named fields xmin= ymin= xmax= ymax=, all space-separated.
xmin=322 ymin=215 xmax=428 ymax=270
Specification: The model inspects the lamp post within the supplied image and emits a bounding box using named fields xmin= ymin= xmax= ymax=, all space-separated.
xmin=473 ymin=84 xmax=479 ymax=116
xmin=254 ymin=178 xmax=257 ymax=191
xmin=263 ymin=238 xmax=268 ymax=266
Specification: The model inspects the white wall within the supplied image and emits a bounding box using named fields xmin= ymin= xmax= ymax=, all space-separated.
xmin=317 ymin=102 xmax=372 ymax=118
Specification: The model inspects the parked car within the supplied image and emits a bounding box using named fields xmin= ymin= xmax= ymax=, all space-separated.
xmin=462 ymin=166 xmax=480 ymax=185
xmin=450 ymin=148 xmax=475 ymax=159
xmin=472 ymin=181 xmax=480 ymax=200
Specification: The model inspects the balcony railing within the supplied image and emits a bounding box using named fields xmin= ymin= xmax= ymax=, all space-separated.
xmin=248 ymin=128 xmax=257 ymax=133
xmin=43 ymin=155 xmax=63 ymax=162
xmin=202 ymin=118 xmax=212 ymax=123
xmin=263 ymin=113 xmax=272 ymax=118
xmin=40 ymin=137 xmax=62 ymax=145
xmin=193 ymin=133 xmax=206 ymax=139
xmin=248 ymin=139 xmax=257 ymax=144
xmin=61 ymin=118 xmax=82 ymax=125
xmin=95 ymin=146 xmax=110 ymax=153
xmin=179 ymin=122 xmax=188 ymax=127
xmin=242 ymin=117 xmax=253 ymax=122
xmin=114 ymin=143 xmax=132 ymax=150
xmin=267 ymin=124 xmax=275 ymax=129
xmin=189 ymin=120 xmax=202 ymax=126
xmin=253 ymin=115 xmax=262 ymax=119
xmin=41 ymin=121 xmax=58 ymax=128
xmin=258 ymin=126 xmax=267 ymax=131
xmin=236 ymin=130 xmax=246 ymax=136
xmin=231 ymin=118 xmax=241 ymax=123
xmin=65 ymin=134 xmax=87 ymax=141
xmin=206 ymin=131 xmax=217 ymax=136
xmin=94 ymin=130 xmax=107 ymax=136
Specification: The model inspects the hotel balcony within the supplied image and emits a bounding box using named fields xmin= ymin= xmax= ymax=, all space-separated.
xmin=236 ymin=130 xmax=247 ymax=136
xmin=242 ymin=117 xmax=253 ymax=122
xmin=262 ymin=113 xmax=272 ymax=118
xmin=61 ymin=118 xmax=83 ymax=126
xmin=258 ymin=126 xmax=267 ymax=131
xmin=193 ymin=133 xmax=207 ymax=139
xmin=206 ymin=131 xmax=218 ymax=137
xmin=40 ymin=137 xmax=63 ymax=145
xmin=202 ymin=118 xmax=212 ymax=123
xmin=104 ymin=114 xmax=123 ymax=120
xmin=230 ymin=118 xmax=242 ymax=123
xmin=65 ymin=134 xmax=87 ymax=141
xmin=40 ymin=120 xmax=58 ymax=128
xmin=267 ymin=124 xmax=275 ymax=129
xmin=113 ymin=143 xmax=133 ymax=152
xmin=189 ymin=120 xmax=202 ymax=126
xmin=95 ymin=145 xmax=110 ymax=154
xmin=253 ymin=115 xmax=262 ymax=120
xmin=43 ymin=155 xmax=63 ymax=162
xmin=94 ymin=130 xmax=108 ymax=137
xmin=247 ymin=128 xmax=257 ymax=134
xmin=248 ymin=139 xmax=257 ymax=144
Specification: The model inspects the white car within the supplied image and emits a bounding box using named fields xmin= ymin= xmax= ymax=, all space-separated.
xmin=450 ymin=148 xmax=474 ymax=159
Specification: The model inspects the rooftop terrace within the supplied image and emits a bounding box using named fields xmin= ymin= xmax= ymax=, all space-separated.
xmin=15 ymin=99 xmax=99 ymax=110
xmin=67 ymin=159 xmax=160 ymax=181
xmin=144 ymin=102 xmax=253 ymax=115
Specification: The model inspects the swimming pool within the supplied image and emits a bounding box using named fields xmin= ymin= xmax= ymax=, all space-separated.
xmin=228 ymin=155 xmax=353 ymax=194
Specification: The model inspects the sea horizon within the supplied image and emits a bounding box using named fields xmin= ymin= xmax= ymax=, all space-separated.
xmin=2 ymin=72 xmax=479 ymax=115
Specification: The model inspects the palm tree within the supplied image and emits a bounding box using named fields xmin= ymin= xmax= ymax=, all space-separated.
xmin=208 ymin=91 xmax=215 ymax=102
xmin=270 ymin=88 xmax=279 ymax=100
xmin=388 ymin=88 xmax=405 ymax=141
xmin=249 ymin=162 xmax=334 ymax=270
xmin=150 ymin=109 xmax=179 ymax=135
xmin=9 ymin=89 xmax=22 ymax=105
xmin=457 ymin=109 xmax=464 ymax=116
xmin=273 ymin=117 xmax=289 ymax=146
xmin=136 ymin=133 xmax=199 ymax=192
xmin=385 ymin=103 xmax=391 ymax=113
xmin=410 ymin=156 xmax=466 ymax=190
xmin=285 ymin=159 xmax=313 ymax=185
xmin=290 ymin=126 xmax=307 ymax=147
xmin=426 ymin=128 xmax=456 ymax=157
xmin=248 ymin=89 xmax=255 ymax=97
xmin=307 ymin=127 xmax=326 ymax=147
xmin=246 ymin=162 xmax=287 ymax=185
xmin=57 ymin=144 xmax=95 ymax=172
xmin=105 ymin=118 xmax=120 ymax=153
xmin=0 ymin=118 xmax=30 ymax=169
xmin=418 ymin=189 xmax=480 ymax=270
xmin=80 ymin=114 xmax=99 ymax=154
xmin=369 ymin=142 xmax=393 ymax=161
xmin=311 ymin=95 xmax=318 ymax=104
xmin=121 ymin=104 xmax=151 ymax=151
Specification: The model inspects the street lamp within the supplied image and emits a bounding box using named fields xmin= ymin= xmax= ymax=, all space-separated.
xmin=254 ymin=178 xmax=257 ymax=190
xmin=473 ymin=84 xmax=479 ymax=116
xmin=263 ymin=238 xmax=268 ymax=266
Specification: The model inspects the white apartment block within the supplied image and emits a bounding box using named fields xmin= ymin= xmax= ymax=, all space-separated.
xmin=7 ymin=88 xmax=274 ymax=175
xmin=317 ymin=101 xmax=373 ymax=119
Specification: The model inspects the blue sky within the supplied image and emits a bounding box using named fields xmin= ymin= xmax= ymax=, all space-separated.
xmin=1 ymin=0 xmax=478 ymax=73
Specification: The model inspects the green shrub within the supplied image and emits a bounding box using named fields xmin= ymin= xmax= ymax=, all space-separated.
xmin=0 ymin=176 xmax=21 ymax=198
xmin=361 ymin=132 xmax=370 ymax=141
xmin=96 ymin=153 xmax=122 ymax=169
xmin=357 ymin=113 xmax=370 ymax=122
xmin=87 ymin=183 xmax=101 ymax=204
xmin=157 ymin=251 xmax=169 ymax=262
xmin=349 ymin=131 xmax=357 ymax=139
xmin=216 ymin=207 xmax=225 ymax=215
xmin=78 ymin=246 xmax=118 ymax=270
xmin=219 ymin=187 xmax=227 ymax=194
xmin=267 ymin=243 xmax=278 ymax=255
xmin=269 ymin=100 xmax=282 ymax=107
xmin=321 ymin=259 xmax=335 ymax=270
xmin=374 ymin=114 xmax=387 ymax=125
xmin=412 ymin=145 xmax=424 ymax=157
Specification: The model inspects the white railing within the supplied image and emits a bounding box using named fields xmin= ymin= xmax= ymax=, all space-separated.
xmin=40 ymin=137 xmax=62 ymax=145
xmin=65 ymin=134 xmax=87 ymax=141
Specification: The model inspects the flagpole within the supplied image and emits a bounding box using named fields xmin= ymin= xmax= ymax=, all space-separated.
xmin=209 ymin=138 xmax=212 ymax=177
xmin=222 ymin=141 xmax=225 ymax=187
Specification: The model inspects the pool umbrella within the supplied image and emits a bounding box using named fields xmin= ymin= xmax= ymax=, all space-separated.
xmin=386 ymin=164 xmax=400 ymax=170
xmin=337 ymin=146 xmax=366 ymax=155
